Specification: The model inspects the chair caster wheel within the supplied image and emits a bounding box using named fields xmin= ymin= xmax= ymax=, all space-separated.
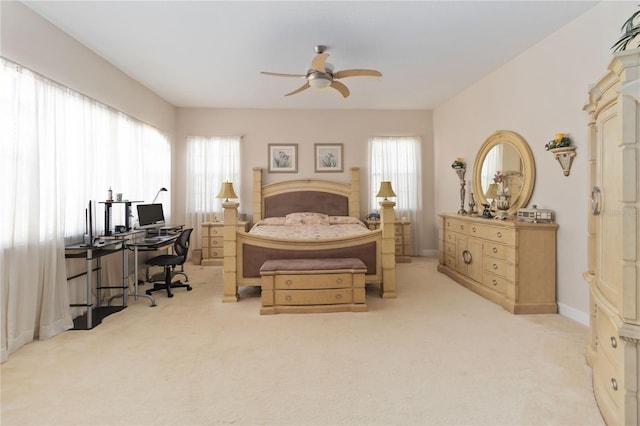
xmin=187 ymin=286 xmax=193 ymax=291
xmin=168 ymin=293 xmax=174 ymax=298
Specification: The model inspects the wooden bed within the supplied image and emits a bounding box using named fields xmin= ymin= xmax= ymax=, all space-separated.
xmin=221 ymin=167 xmax=397 ymax=302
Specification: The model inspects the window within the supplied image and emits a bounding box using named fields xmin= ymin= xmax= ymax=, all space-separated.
xmin=368 ymin=136 xmax=421 ymax=215
xmin=185 ymin=135 xmax=241 ymax=248
xmin=368 ymin=136 xmax=421 ymax=254
xmin=1 ymin=57 xmax=170 ymax=362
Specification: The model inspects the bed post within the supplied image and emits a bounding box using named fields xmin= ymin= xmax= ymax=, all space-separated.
xmin=379 ymin=199 xmax=397 ymax=298
xmin=253 ymin=167 xmax=263 ymax=223
xmin=222 ymin=201 xmax=240 ymax=302
xmin=350 ymin=167 xmax=360 ymax=219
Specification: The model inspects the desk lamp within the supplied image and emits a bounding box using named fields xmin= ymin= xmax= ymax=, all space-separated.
xmin=152 ymin=187 xmax=167 ymax=203
xmin=376 ymin=181 xmax=396 ymax=200
xmin=216 ymin=182 xmax=238 ymax=202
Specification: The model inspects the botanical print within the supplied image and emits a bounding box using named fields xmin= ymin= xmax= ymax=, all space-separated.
xmin=315 ymin=143 xmax=343 ymax=172
xmin=268 ymin=144 xmax=297 ymax=173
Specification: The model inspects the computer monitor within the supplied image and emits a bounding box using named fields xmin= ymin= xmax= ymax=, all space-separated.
xmin=137 ymin=203 xmax=165 ymax=227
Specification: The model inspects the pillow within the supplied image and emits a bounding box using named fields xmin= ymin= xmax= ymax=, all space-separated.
xmin=284 ymin=212 xmax=329 ymax=226
xmin=254 ymin=217 xmax=286 ymax=226
xmin=329 ymin=216 xmax=364 ymax=225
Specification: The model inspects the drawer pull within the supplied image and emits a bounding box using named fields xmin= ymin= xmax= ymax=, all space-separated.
xmin=285 ymin=279 xmax=292 ymax=286
xmin=336 ymin=278 xmax=343 ymax=284
xmin=471 ymin=226 xmax=476 ymax=233
xmin=492 ymin=263 xmax=498 ymax=270
xmin=460 ymin=225 xmax=464 ymax=230
xmin=492 ymin=247 xmax=498 ymax=254
xmin=610 ymin=336 xmax=617 ymax=349
xmin=496 ymin=232 xmax=502 ymax=238
xmin=335 ymin=294 xmax=342 ymax=300
xmin=492 ymin=279 xmax=497 ymax=286
xmin=462 ymin=250 xmax=472 ymax=264
xmin=285 ymin=295 xmax=292 ymax=302
xmin=611 ymin=378 xmax=618 ymax=391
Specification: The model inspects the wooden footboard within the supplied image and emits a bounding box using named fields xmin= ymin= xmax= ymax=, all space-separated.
xmin=221 ymin=200 xmax=397 ymax=302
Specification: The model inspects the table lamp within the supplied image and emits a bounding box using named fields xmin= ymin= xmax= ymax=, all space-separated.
xmin=376 ymin=181 xmax=396 ymax=200
xmin=485 ymin=183 xmax=498 ymax=205
xmin=216 ymin=182 xmax=238 ymax=202
xmin=152 ymin=187 xmax=167 ymax=203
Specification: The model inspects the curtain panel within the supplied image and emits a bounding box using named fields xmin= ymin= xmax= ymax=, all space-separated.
xmin=0 ymin=58 xmax=171 ymax=362
xmin=185 ymin=136 xmax=241 ymax=250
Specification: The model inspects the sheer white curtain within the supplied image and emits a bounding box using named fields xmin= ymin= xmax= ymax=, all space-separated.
xmin=368 ymin=136 xmax=422 ymax=255
xmin=0 ymin=58 xmax=171 ymax=362
xmin=185 ymin=136 xmax=241 ymax=249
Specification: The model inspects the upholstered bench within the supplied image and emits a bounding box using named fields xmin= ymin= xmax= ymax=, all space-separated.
xmin=259 ymin=258 xmax=368 ymax=315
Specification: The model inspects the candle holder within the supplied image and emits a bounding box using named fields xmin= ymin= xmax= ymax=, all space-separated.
xmin=455 ymin=167 xmax=468 ymax=215
xmin=468 ymin=191 xmax=477 ymax=216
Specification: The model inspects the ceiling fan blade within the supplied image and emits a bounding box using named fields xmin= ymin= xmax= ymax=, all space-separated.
xmin=334 ymin=69 xmax=383 ymax=79
xmin=261 ymin=71 xmax=306 ymax=78
xmin=330 ymin=81 xmax=350 ymax=98
xmin=311 ymin=53 xmax=329 ymax=72
xmin=284 ymin=82 xmax=311 ymax=96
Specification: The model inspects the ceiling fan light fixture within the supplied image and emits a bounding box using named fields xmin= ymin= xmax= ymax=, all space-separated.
xmin=308 ymin=73 xmax=332 ymax=89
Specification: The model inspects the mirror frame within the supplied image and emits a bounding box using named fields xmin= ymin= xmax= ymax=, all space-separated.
xmin=472 ymin=130 xmax=535 ymax=216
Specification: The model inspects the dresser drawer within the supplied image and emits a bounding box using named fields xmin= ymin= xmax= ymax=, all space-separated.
xmin=206 ymin=227 xmax=223 ymax=237
xmin=469 ymin=224 xmax=515 ymax=245
xmin=483 ymin=256 xmax=514 ymax=279
xmin=444 ymin=242 xmax=456 ymax=257
xmin=483 ymin=243 xmax=514 ymax=263
xmin=208 ymin=248 xmax=223 ymax=259
xmin=482 ymin=271 xmax=508 ymax=295
xmin=208 ymin=236 xmax=223 ymax=248
xmin=445 ymin=255 xmax=455 ymax=269
xmin=444 ymin=218 xmax=470 ymax=235
xmin=275 ymin=288 xmax=353 ymax=305
xmin=275 ymin=273 xmax=352 ymax=290
xmin=596 ymin=306 xmax=623 ymax=369
xmin=592 ymin=349 xmax=624 ymax=420
xmin=444 ymin=230 xmax=464 ymax=244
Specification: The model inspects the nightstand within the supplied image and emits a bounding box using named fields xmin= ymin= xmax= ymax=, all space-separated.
xmin=366 ymin=219 xmax=412 ymax=263
xmin=201 ymin=221 xmax=249 ymax=266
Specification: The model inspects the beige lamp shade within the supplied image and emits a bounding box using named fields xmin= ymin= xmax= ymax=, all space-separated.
xmin=485 ymin=183 xmax=498 ymax=199
xmin=376 ymin=181 xmax=397 ymax=200
xmin=216 ymin=182 xmax=238 ymax=202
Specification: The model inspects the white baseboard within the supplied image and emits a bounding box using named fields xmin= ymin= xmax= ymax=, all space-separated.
xmin=558 ymin=302 xmax=589 ymax=326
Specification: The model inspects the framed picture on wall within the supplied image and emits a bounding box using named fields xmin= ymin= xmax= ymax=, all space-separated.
xmin=268 ymin=144 xmax=298 ymax=173
xmin=314 ymin=143 xmax=343 ymax=172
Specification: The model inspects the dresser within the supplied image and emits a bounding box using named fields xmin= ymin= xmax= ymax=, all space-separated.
xmin=366 ymin=220 xmax=411 ymax=263
xmin=201 ymin=221 xmax=249 ymax=266
xmin=437 ymin=214 xmax=558 ymax=314
xmin=583 ymin=49 xmax=640 ymax=426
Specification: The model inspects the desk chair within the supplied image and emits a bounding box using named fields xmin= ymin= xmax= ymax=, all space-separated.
xmin=145 ymin=228 xmax=193 ymax=298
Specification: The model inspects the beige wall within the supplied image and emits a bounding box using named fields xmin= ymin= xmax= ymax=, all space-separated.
xmin=433 ymin=1 xmax=636 ymax=323
xmin=1 ymin=1 xmax=175 ymax=133
xmin=174 ymin=108 xmax=435 ymax=256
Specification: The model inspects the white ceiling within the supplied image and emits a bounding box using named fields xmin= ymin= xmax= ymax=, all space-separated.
xmin=23 ymin=1 xmax=598 ymax=110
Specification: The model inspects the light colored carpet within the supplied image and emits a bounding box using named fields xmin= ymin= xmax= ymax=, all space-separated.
xmin=1 ymin=257 xmax=603 ymax=426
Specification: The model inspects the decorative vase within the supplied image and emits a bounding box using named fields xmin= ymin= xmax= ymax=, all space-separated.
xmin=494 ymin=187 xmax=511 ymax=220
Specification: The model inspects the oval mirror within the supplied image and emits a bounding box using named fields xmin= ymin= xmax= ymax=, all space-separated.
xmin=472 ymin=130 xmax=535 ymax=216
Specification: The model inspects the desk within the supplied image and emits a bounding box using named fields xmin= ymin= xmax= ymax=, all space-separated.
xmin=65 ymin=239 xmax=128 ymax=329
xmin=127 ymin=234 xmax=179 ymax=307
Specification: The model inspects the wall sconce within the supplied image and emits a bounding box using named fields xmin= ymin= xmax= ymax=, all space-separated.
xmin=546 ymin=133 xmax=577 ymax=176
xmin=376 ymin=181 xmax=396 ymax=200
xmin=216 ymin=181 xmax=238 ymax=202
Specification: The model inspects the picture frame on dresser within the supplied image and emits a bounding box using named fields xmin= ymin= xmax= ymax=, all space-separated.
xmin=268 ymin=144 xmax=298 ymax=173
xmin=314 ymin=143 xmax=343 ymax=172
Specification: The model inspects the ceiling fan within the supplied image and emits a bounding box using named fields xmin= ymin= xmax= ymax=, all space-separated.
xmin=261 ymin=45 xmax=382 ymax=98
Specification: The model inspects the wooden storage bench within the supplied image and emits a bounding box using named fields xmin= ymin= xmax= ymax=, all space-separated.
xmin=259 ymin=258 xmax=368 ymax=315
